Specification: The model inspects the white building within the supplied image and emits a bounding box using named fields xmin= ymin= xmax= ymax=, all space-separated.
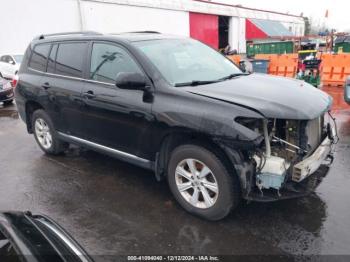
xmin=0 ymin=0 xmax=305 ymax=54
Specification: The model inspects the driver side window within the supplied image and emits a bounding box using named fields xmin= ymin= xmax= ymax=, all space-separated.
xmin=90 ymin=43 xmax=143 ymax=84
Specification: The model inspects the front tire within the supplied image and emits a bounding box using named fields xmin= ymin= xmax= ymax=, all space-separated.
xmin=32 ymin=109 xmax=68 ymax=155
xmin=167 ymin=144 xmax=240 ymax=221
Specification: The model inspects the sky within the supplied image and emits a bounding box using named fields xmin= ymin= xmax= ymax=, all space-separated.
xmin=213 ymin=0 xmax=349 ymax=32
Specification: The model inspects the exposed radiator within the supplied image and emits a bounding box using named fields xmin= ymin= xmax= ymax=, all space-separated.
xmin=305 ymin=116 xmax=324 ymax=152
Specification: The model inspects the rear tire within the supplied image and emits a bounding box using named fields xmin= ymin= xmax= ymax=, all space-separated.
xmin=31 ymin=109 xmax=68 ymax=155
xmin=167 ymin=144 xmax=240 ymax=221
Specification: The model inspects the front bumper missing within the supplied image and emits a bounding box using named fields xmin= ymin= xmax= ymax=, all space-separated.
xmin=292 ymin=135 xmax=333 ymax=182
xmin=245 ymin=164 xmax=330 ymax=202
xmin=243 ymin=125 xmax=335 ymax=202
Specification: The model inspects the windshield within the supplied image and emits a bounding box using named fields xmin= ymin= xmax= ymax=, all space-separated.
xmin=13 ymin=55 xmax=23 ymax=64
xmin=133 ymin=38 xmax=241 ymax=86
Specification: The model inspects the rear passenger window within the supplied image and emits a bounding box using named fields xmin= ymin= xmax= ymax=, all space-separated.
xmin=29 ymin=44 xmax=50 ymax=72
xmin=47 ymin=44 xmax=58 ymax=73
xmin=90 ymin=43 xmax=142 ymax=84
xmin=55 ymin=42 xmax=86 ymax=78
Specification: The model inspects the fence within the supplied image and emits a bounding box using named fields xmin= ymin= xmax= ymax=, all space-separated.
xmin=227 ymin=53 xmax=350 ymax=87
xmin=255 ymin=54 xmax=298 ymax=78
xmin=319 ymin=53 xmax=350 ymax=86
xmin=227 ymin=55 xmax=241 ymax=66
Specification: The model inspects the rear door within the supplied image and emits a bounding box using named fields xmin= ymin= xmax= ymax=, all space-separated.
xmin=25 ymin=43 xmax=51 ymax=106
xmin=80 ymin=41 xmax=153 ymax=158
xmin=41 ymin=41 xmax=88 ymax=136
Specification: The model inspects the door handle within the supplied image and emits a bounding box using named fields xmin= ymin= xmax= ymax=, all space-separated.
xmin=83 ymin=90 xmax=95 ymax=99
xmin=42 ymin=82 xmax=50 ymax=89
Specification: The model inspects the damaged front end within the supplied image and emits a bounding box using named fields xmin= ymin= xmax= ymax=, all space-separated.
xmin=231 ymin=114 xmax=336 ymax=202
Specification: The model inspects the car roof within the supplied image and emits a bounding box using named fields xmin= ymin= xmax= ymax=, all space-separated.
xmin=0 ymin=54 xmax=23 ymax=57
xmin=112 ymin=32 xmax=183 ymax=42
xmin=32 ymin=32 xmax=185 ymax=45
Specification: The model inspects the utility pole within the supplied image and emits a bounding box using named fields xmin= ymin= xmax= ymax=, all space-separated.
xmin=77 ymin=0 xmax=85 ymax=31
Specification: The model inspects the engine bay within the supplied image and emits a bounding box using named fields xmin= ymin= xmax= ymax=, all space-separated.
xmin=237 ymin=114 xmax=334 ymax=197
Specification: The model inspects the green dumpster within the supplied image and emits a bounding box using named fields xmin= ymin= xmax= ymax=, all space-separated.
xmin=334 ymin=36 xmax=350 ymax=53
xmin=246 ymin=41 xmax=294 ymax=57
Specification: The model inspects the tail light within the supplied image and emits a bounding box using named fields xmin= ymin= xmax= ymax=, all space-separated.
xmin=11 ymin=75 xmax=18 ymax=88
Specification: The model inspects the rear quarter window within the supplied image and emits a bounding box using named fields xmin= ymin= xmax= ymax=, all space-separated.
xmin=29 ymin=44 xmax=51 ymax=72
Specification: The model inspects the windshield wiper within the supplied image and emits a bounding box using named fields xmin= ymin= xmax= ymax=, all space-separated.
xmin=174 ymin=73 xmax=249 ymax=87
xmin=174 ymin=80 xmax=220 ymax=87
xmin=219 ymin=72 xmax=249 ymax=81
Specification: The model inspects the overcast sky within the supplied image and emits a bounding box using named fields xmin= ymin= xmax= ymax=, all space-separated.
xmin=214 ymin=0 xmax=349 ymax=32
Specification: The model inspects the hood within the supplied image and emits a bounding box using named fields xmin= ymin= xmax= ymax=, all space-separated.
xmin=183 ymin=74 xmax=332 ymax=119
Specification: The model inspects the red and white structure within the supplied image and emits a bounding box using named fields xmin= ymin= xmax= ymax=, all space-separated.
xmin=0 ymin=0 xmax=305 ymax=54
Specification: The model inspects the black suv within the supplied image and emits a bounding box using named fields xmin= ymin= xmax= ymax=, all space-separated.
xmin=16 ymin=32 xmax=335 ymax=220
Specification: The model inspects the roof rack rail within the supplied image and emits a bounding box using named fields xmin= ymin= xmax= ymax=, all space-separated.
xmin=113 ymin=31 xmax=161 ymax=35
xmin=35 ymin=31 xmax=102 ymax=40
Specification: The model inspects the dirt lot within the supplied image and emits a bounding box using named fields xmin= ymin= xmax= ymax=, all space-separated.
xmin=0 ymin=87 xmax=350 ymax=261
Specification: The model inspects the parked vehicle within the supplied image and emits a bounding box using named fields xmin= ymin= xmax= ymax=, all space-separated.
xmin=345 ymin=76 xmax=350 ymax=105
xmin=297 ymin=50 xmax=321 ymax=87
xmin=0 ymin=54 xmax=23 ymax=76
xmin=15 ymin=32 xmax=335 ymax=220
xmin=0 ymin=72 xmax=14 ymax=106
xmin=0 ymin=211 xmax=93 ymax=262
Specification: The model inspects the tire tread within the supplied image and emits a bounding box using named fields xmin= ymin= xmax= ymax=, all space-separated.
xmin=167 ymin=143 xmax=241 ymax=220
xmin=31 ymin=109 xmax=68 ymax=155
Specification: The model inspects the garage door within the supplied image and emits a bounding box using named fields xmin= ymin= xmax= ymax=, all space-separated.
xmin=189 ymin=12 xmax=219 ymax=49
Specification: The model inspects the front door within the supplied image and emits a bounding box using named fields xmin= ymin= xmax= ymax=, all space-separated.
xmin=80 ymin=42 xmax=153 ymax=159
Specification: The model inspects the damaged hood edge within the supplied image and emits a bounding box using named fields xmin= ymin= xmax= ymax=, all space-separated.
xmin=183 ymin=74 xmax=332 ymax=120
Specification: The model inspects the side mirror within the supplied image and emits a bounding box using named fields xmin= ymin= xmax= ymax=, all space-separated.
xmin=9 ymin=60 xmax=15 ymax=65
xmin=115 ymin=72 xmax=147 ymax=90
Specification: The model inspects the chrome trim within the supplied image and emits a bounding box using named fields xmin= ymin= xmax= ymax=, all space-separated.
xmin=44 ymin=71 xmax=84 ymax=81
xmin=28 ymin=67 xmax=84 ymax=81
xmin=82 ymin=78 xmax=115 ymax=86
xmin=58 ymin=132 xmax=151 ymax=165
xmin=28 ymin=67 xmax=115 ymax=86
xmin=35 ymin=219 xmax=90 ymax=262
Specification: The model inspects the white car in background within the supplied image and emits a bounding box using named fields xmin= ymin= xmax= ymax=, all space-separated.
xmin=0 ymin=54 xmax=23 ymax=77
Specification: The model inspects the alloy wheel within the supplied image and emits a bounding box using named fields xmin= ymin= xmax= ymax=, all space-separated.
xmin=175 ymin=158 xmax=219 ymax=209
xmin=34 ymin=118 xmax=52 ymax=150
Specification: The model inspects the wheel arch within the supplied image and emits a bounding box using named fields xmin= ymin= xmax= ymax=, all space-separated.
xmin=155 ymin=129 xmax=242 ymax=183
xmin=25 ymin=100 xmax=44 ymax=133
